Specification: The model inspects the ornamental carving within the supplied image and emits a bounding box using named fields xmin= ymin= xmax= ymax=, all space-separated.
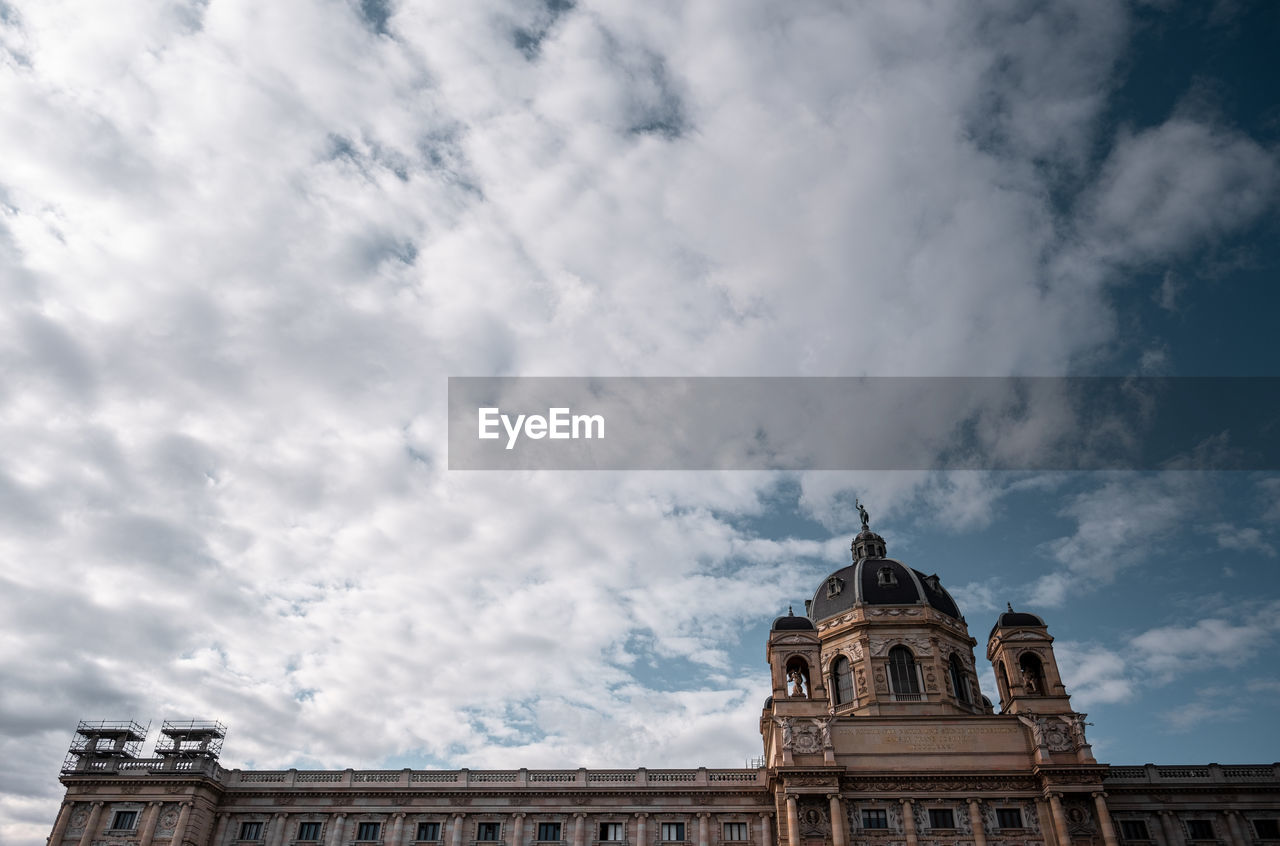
xmin=121 ymin=785 xmax=141 ymax=795
xmin=1065 ymin=803 xmax=1095 ymax=837
xmin=798 ymin=801 xmax=829 ymax=837
xmin=870 ymin=637 xmax=932 ymax=657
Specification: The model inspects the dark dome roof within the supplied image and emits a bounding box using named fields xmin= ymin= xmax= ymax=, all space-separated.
xmin=989 ymin=609 xmax=1046 ymax=638
xmin=809 ymin=558 xmax=962 ymax=623
xmin=772 ymin=612 xmax=816 ymax=631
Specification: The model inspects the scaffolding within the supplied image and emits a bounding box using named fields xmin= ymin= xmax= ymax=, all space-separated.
xmin=63 ymin=720 xmax=149 ymax=772
xmin=155 ymin=719 xmax=227 ymax=760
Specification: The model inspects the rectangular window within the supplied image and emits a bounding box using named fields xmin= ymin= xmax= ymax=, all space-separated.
xmin=723 ymin=823 xmax=748 ymax=842
xmin=600 ymin=824 xmax=624 ymax=841
xmin=862 ymin=810 xmax=888 ymax=830
xmin=1119 ymin=821 xmax=1150 ymax=841
xmin=538 ymin=823 xmax=562 ymax=842
xmin=110 ymin=811 xmax=139 ymax=831
xmin=357 ymin=822 xmax=382 ymax=842
xmin=298 ymin=822 xmax=323 ymax=841
xmin=418 ymin=822 xmax=442 ymax=842
xmin=1255 ymin=820 xmax=1280 ymax=840
xmin=1186 ymin=821 xmax=1214 ymax=841
xmin=239 ymin=822 xmax=264 ymax=841
xmin=661 ymin=823 xmax=685 ymax=842
xmin=996 ymin=809 xmax=1023 ymax=830
xmin=929 ymin=810 xmax=955 ymax=829
xmin=478 ymin=823 xmax=501 ymax=842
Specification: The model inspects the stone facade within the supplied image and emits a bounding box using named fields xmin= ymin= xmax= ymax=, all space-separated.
xmin=45 ymin=522 xmax=1280 ymax=846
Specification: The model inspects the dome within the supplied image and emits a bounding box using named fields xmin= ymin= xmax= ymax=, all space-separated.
xmin=808 ymin=558 xmax=963 ymax=623
xmin=772 ymin=610 xmax=816 ymax=631
xmin=989 ymin=607 xmax=1046 ymax=638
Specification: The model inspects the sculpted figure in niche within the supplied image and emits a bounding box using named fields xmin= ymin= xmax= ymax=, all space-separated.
xmin=1019 ymin=653 xmax=1045 ymax=694
xmin=788 ymin=667 xmax=808 ymax=698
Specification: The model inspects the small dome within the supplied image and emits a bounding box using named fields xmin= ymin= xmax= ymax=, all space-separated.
xmin=989 ymin=606 xmax=1046 ymax=638
xmin=772 ymin=611 xmax=816 ymax=631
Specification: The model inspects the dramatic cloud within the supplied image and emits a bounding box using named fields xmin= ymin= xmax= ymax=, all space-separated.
xmin=1 ymin=1 xmax=1277 ymax=844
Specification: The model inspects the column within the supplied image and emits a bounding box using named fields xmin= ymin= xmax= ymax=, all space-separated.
xmin=573 ymin=814 xmax=587 ymax=846
xmin=207 ymin=813 xmax=230 ymax=846
xmin=698 ymin=814 xmax=710 ymax=846
xmin=270 ymin=813 xmax=289 ymax=846
xmin=389 ymin=814 xmax=406 ymax=846
xmin=1036 ymin=801 xmax=1057 ymax=846
xmin=827 ymin=797 xmax=846 ymax=846
xmin=967 ymin=801 xmax=987 ymax=846
xmin=757 ymin=814 xmax=771 ymax=846
xmin=1092 ymin=794 xmax=1118 ymax=846
xmin=329 ymin=814 xmax=349 ymax=846
xmin=47 ymin=802 xmax=72 ymax=846
xmin=139 ymin=803 xmax=163 ymax=846
xmin=78 ymin=802 xmax=105 ymax=846
xmin=635 ymin=814 xmax=648 ymax=846
xmin=173 ymin=802 xmax=194 ymax=846
xmin=451 ymin=814 xmax=467 ymax=846
xmin=1047 ymin=795 xmax=1071 ymax=846
xmin=784 ymin=796 xmax=799 ymax=846
xmin=1159 ymin=812 xmax=1185 ymax=846
xmin=900 ymin=800 xmax=917 ymax=846
xmin=1224 ymin=811 xmax=1249 ymax=846
xmin=510 ymin=815 xmax=526 ymax=846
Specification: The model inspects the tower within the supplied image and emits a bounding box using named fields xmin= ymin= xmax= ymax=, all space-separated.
xmin=988 ymin=606 xmax=1096 ymax=764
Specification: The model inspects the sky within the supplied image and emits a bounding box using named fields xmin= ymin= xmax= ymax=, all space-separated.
xmin=2 ymin=0 xmax=1279 ymax=844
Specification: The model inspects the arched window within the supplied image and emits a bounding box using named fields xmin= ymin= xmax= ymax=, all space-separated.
xmin=1019 ymin=653 xmax=1046 ymax=695
xmin=887 ymin=646 xmax=920 ymax=700
xmin=832 ymin=656 xmax=854 ymax=705
xmin=948 ymin=654 xmax=971 ymax=704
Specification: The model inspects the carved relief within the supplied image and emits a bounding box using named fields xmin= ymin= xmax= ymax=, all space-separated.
xmin=1065 ymin=803 xmax=1095 ymax=837
xmin=791 ymin=722 xmax=821 ymax=754
xmin=798 ymin=800 xmax=829 ymax=837
xmin=870 ymin=637 xmax=933 ymax=657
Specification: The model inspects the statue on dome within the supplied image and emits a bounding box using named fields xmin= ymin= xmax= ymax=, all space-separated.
xmin=856 ymin=499 xmax=870 ymax=531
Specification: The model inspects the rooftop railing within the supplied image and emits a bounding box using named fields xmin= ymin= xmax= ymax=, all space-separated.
xmin=223 ymin=768 xmax=768 ymax=789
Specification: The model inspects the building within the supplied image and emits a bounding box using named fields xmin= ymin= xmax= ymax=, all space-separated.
xmin=45 ymin=513 xmax=1280 ymax=846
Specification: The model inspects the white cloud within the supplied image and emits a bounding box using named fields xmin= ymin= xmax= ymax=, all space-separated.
xmin=1 ymin=1 xmax=1277 ymax=844
xmin=1029 ymin=473 xmax=1203 ymax=605
xmin=1160 ymin=699 xmax=1246 ymax=734
xmin=1210 ymin=522 xmax=1276 ymax=557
